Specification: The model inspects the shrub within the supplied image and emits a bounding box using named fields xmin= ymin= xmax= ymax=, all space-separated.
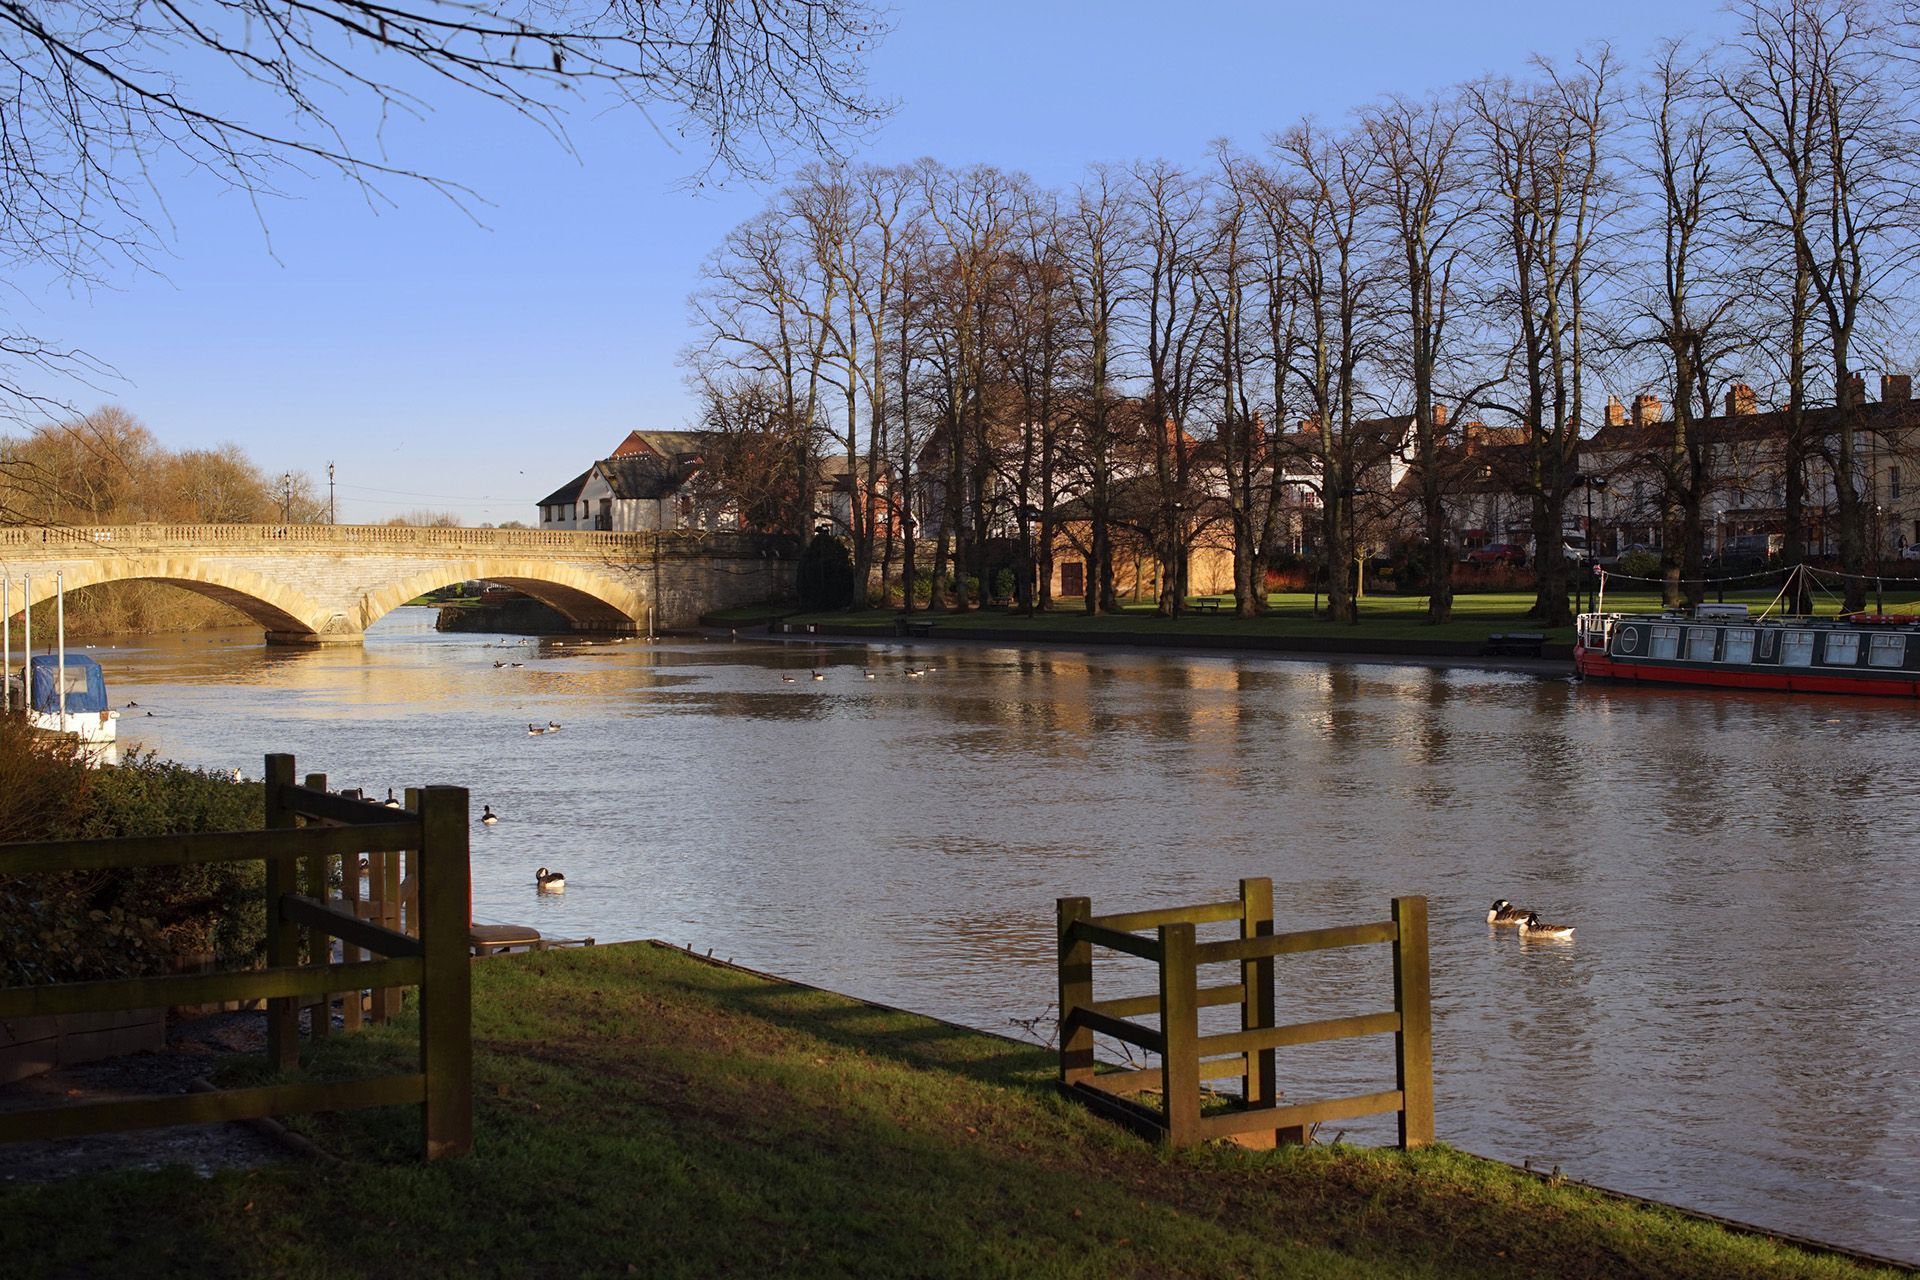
xmin=796 ymin=535 xmax=856 ymax=609
xmin=0 ymin=724 xmax=265 ymax=986
xmin=1618 ymin=549 xmax=1663 ymax=579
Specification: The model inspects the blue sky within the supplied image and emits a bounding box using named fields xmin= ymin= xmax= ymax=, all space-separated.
xmin=16 ymin=0 xmax=1734 ymax=525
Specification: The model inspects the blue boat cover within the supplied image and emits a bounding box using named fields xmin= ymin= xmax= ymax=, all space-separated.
xmin=26 ymin=653 xmax=110 ymax=714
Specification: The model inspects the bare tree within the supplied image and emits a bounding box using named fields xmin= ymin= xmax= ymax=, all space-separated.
xmin=1060 ymin=167 xmax=1135 ymax=614
xmin=1470 ymin=50 xmax=1623 ymax=627
xmin=1364 ymin=91 xmax=1477 ymax=623
xmin=1273 ymin=119 xmax=1380 ymax=626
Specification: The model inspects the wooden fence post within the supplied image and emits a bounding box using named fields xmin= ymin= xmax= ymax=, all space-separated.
xmin=1158 ymin=922 xmax=1200 ymax=1148
xmin=302 ymin=773 xmax=332 ymax=1041
xmin=263 ymin=753 xmax=300 ymax=1071
xmin=1239 ymin=877 xmax=1293 ymax=1145
xmin=417 ymin=785 xmax=472 ymax=1159
xmin=1392 ymin=896 xmax=1434 ymax=1149
xmin=1056 ymin=897 xmax=1093 ymax=1090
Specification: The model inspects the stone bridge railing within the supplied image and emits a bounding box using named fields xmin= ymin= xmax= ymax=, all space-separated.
xmin=0 ymin=523 xmax=787 ymax=557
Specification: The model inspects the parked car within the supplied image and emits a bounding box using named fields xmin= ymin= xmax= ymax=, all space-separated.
xmin=1900 ymin=544 xmax=1920 ymax=561
xmin=1466 ymin=543 xmax=1527 ymax=566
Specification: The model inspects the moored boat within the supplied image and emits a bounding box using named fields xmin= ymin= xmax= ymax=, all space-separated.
xmin=7 ymin=652 xmax=121 ymax=741
xmin=1575 ymin=603 xmax=1920 ymax=697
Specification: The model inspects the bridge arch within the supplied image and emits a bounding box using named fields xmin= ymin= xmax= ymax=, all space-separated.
xmin=356 ymin=560 xmax=647 ymax=637
xmin=16 ymin=558 xmax=330 ymax=638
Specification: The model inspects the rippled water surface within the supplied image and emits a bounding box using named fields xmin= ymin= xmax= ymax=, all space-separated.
xmin=92 ymin=610 xmax=1920 ymax=1260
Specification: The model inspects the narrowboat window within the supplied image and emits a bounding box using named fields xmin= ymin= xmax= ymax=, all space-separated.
xmin=1823 ymin=632 xmax=1861 ymax=665
xmin=1759 ymin=630 xmax=1777 ymax=659
xmin=1723 ymin=628 xmax=1756 ymax=663
xmin=1869 ymin=633 xmax=1906 ymax=668
xmin=1781 ymin=631 xmax=1815 ymax=666
xmin=1686 ymin=627 xmax=1718 ymax=661
xmin=1650 ymin=625 xmax=1681 ymax=659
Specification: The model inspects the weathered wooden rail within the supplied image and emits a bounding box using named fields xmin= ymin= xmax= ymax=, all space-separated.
xmin=0 ymin=753 xmax=472 ymax=1159
xmin=1057 ymin=880 xmax=1432 ymax=1149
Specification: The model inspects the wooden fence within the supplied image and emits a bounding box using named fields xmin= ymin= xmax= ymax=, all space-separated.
xmin=1057 ymin=880 xmax=1432 ymax=1150
xmin=0 ymin=753 xmax=471 ymax=1160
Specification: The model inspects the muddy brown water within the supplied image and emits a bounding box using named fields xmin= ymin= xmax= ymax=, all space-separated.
xmin=78 ymin=610 xmax=1920 ymax=1260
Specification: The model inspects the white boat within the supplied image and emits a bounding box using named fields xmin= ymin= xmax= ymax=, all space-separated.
xmin=7 ymin=653 xmax=120 ymax=743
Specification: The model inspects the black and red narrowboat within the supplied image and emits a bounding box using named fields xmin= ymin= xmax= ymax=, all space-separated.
xmin=1574 ymin=604 xmax=1920 ymax=696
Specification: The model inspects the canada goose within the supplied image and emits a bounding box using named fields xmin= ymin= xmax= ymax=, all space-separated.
xmin=1519 ymin=912 xmax=1574 ymax=940
xmin=811 ymin=670 xmax=826 ymax=681
xmin=1487 ymin=899 xmax=1531 ymax=926
xmin=536 ymin=867 xmax=566 ymax=892
xmin=384 ymin=789 xmax=403 ymax=809
xmin=527 ymin=723 xmax=547 ymax=736
xmin=509 ymin=662 xmax=524 ymax=668
xmin=781 ymin=674 xmax=796 ymax=683
xmin=493 ymin=660 xmax=505 ymax=668
xmin=864 ymin=670 xmax=876 ymax=679
xmin=481 ymin=805 xmax=498 ymax=825
xmin=546 ymin=720 xmax=562 ymax=731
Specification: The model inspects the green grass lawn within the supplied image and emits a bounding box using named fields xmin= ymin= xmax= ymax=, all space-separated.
xmin=0 ymin=944 xmax=1898 ymax=1278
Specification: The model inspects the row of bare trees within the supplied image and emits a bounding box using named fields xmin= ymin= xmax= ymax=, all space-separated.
xmin=685 ymin=0 xmax=1920 ymax=624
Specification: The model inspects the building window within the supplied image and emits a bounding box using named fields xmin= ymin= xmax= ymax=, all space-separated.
xmin=1823 ymin=632 xmax=1861 ymax=665
xmin=1893 ymin=467 xmax=1903 ymax=500
xmin=1723 ymin=628 xmax=1756 ymax=664
xmin=1782 ymin=631 xmax=1815 ymax=666
xmin=1869 ymin=634 xmax=1906 ymax=668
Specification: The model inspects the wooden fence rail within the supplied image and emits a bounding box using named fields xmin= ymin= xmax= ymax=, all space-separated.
xmin=0 ymin=753 xmax=471 ymax=1160
xmin=1057 ymin=880 xmax=1432 ymax=1150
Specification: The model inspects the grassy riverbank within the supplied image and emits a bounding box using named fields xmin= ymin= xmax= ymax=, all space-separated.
xmin=0 ymin=943 xmax=1900 ymax=1278
xmin=714 ymin=585 xmax=1920 ymax=649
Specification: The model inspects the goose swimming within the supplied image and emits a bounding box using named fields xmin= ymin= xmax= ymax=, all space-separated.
xmin=536 ymin=866 xmax=566 ymax=892
xmin=1519 ymin=912 xmax=1574 ymax=940
xmin=1487 ymin=899 xmax=1531 ymax=927
xmin=481 ymin=805 xmax=499 ymax=825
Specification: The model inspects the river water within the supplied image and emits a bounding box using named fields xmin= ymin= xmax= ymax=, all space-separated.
xmin=89 ymin=609 xmax=1919 ymax=1260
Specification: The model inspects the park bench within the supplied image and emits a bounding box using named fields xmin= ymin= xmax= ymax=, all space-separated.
xmin=1189 ymin=597 xmax=1226 ymax=614
xmin=894 ymin=618 xmax=935 ymax=637
xmin=1479 ymin=632 xmax=1546 ymax=658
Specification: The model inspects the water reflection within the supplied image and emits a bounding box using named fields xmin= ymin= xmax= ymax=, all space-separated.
xmin=94 ymin=611 xmax=1920 ymax=1260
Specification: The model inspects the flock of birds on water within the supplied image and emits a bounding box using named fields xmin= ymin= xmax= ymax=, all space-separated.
xmin=1487 ymin=898 xmax=1574 ymax=940
xmin=780 ymin=664 xmax=937 ymax=682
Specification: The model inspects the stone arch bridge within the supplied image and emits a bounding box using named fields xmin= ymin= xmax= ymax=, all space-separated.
xmin=1 ymin=524 xmax=790 ymax=644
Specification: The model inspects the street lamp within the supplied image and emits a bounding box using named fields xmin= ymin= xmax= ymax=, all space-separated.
xmin=1336 ymin=485 xmax=1359 ymax=623
xmin=1020 ymin=503 xmax=1042 ymax=617
xmin=1569 ymin=474 xmax=1607 ymax=614
xmin=1170 ymin=499 xmax=1187 ymax=618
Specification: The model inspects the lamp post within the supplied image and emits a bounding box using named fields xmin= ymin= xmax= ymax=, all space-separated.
xmin=1570 ymin=474 xmax=1607 ymax=614
xmin=1169 ymin=499 xmax=1186 ymax=618
xmin=1020 ymin=503 xmax=1042 ymax=617
xmin=901 ymin=513 xmax=918 ymax=614
xmin=1336 ymin=485 xmax=1359 ymax=623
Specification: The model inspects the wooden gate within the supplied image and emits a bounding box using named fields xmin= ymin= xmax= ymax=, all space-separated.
xmin=0 ymin=753 xmax=471 ymax=1159
xmin=1057 ymin=880 xmax=1432 ymax=1149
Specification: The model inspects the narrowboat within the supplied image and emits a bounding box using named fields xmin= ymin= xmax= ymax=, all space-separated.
xmin=1574 ymin=604 xmax=1920 ymax=696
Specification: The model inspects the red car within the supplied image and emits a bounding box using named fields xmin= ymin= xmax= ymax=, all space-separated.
xmin=1466 ymin=543 xmax=1526 ymax=566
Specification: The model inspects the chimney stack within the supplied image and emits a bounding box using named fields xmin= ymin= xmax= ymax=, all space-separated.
xmin=1882 ymin=374 xmax=1911 ymax=403
xmin=1431 ymin=403 xmax=1449 ymax=430
xmin=1605 ymin=395 xmax=1626 ymax=428
xmin=1847 ymin=372 xmax=1866 ymax=405
xmin=1633 ymin=394 xmax=1662 ymax=428
xmin=1725 ymin=384 xmax=1757 ymax=416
